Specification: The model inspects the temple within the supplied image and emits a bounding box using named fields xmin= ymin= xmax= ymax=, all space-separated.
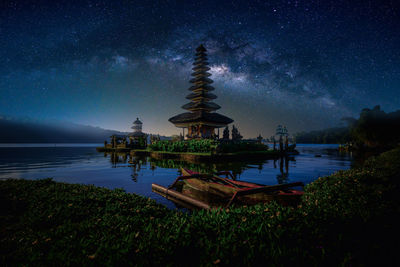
xmin=169 ymin=44 xmax=233 ymax=139
xmin=101 ymin=117 xmax=147 ymax=151
xmin=128 ymin=118 xmax=147 ymax=147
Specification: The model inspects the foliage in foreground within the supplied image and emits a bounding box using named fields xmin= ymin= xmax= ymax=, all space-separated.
xmin=1 ymin=148 xmax=400 ymax=266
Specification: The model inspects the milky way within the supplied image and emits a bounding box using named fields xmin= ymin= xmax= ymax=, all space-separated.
xmin=1 ymin=0 xmax=399 ymax=137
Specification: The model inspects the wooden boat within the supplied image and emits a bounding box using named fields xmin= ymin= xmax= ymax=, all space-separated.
xmin=180 ymin=168 xmax=258 ymax=197
xmin=151 ymin=168 xmax=304 ymax=209
xmin=180 ymin=168 xmax=304 ymax=206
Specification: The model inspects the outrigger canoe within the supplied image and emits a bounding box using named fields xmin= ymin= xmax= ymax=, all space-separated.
xmin=152 ymin=168 xmax=304 ymax=209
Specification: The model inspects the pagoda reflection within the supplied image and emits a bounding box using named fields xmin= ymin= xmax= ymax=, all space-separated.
xmin=274 ymin=156 xmax=295 ymax=184
xmin=104 ymin=152 xmax=296 ymax=185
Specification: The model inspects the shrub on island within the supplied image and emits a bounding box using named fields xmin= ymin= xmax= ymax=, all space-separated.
xmin=148 ymin=139 xmax=218 ymax=153
xmin=148 ymin=140 xmax=269 ymax=154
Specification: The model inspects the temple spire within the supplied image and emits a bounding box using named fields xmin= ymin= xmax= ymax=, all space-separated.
xmin=182 ymin=45 xmax=220 ymax=112
xmin=168 ymin=44 xmax=233 ymax=139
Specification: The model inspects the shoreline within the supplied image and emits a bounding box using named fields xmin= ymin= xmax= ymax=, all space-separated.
xmin=131 ymin=149 xmax=299 ymax=162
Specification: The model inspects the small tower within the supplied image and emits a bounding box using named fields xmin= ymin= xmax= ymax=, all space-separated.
xmin=132 ymin=118 xmax=143 ymax=135
xmin=129 ymin=117 xmax=147 ymax=147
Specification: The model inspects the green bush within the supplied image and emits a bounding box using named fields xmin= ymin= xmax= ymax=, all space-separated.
xmin=149 ymin=140 xmax=218 ymax=153
xmin=148 ymin=140 xmax=268 ymax=154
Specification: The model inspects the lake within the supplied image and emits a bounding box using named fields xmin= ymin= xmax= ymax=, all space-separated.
xmin=0 ymin=144 xmax=352 ymax=209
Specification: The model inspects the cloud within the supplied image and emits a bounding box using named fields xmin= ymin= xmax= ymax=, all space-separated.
xmin=137 ymin=28 xmax=347 ymax=118
xmin=209 ymin=64 xmax=248 ymax=88
xmin=109 ymin=55 xmax=138 ymax=72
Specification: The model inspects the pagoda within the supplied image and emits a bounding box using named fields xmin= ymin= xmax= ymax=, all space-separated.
xmin=169 ymin=44 xmax=233 ymax=139
xmin=128 ymin=118 xmax=147 ymax=147
xmin=130 ymin=118 xmax=144 ymax=137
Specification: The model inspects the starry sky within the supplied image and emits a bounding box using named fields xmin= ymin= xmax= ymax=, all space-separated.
xmin=1 ymin=0 xmax=399 ymax=138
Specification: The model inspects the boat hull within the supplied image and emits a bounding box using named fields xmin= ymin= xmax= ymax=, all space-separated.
xmin=181 ymin=168 xmax=303 ymax=206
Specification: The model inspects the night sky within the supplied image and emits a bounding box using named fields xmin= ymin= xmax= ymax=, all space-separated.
xmin=1 ymin=0 xmax=399 ymax=138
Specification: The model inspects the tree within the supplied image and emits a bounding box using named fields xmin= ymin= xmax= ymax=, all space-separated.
xmin=222 ymin=126 xmax=230 ymax=140
xmin=351 ymin=105 xmax=400 ymax=148
xmin=257 ymin=134 xmax=263 ymax=144
xmin=231 ymin=125 xmax=243 ymax=140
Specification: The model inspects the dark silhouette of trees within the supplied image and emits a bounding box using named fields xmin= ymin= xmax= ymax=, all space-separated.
xmin=294 ymin=105 xmax=400 ymax=150
xmin=222 ymin=126 xmax=230 ymax=140
xmin=257 ymin=134 xmax=263 ymax=144
xmin=294 ymin=127 xmax=351 ymax=144
xmin=350 ymin=105 xmax=400 ymax=148
xmin=231 ymin=125 xmax=243 ymax=140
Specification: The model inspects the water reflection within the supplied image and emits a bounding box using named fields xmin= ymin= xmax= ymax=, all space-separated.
xmin=108 ymin=152 xmax=129 ymax=166
xmin=0 ymin=147 xmax=99 ymax=173
xmin=104 ymin=152 xmax=297 ymax=185
xmin=129 ymin=157 xmax=144 ymax=182
xmin=0 ymin=144 xmax=352 ymax=209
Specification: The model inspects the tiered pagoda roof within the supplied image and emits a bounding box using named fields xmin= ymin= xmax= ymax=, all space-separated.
xmin=169 ymin=44 xmax=233 ymax=127
xmin=129 ymin=117 xmax=145 ymax=137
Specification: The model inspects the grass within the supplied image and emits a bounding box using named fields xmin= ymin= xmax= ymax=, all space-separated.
xmin=1 ymin=147 xmax=400 ymax=266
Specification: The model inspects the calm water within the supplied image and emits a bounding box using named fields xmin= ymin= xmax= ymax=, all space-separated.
xmin=0 ymin=144 xmax=352 ymax=209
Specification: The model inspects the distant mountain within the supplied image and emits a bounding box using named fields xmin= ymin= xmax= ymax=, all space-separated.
xmin=0 ymin=117 xmax=128 ymax=143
